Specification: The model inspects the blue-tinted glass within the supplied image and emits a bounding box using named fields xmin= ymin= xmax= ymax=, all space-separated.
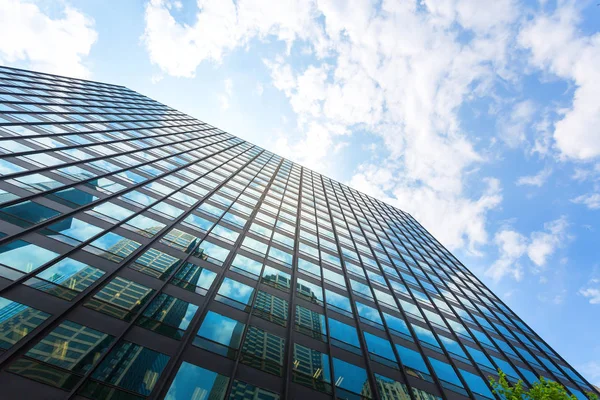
xmin=199 ymin=240 xmax=231 ymax=265
xmin=262 ymin=266 xmax=291 ymax=291
xmin=196 ymin=311 xmax=245 ymax=352
xmin=87 ymin=232 xmax=141 ymax=262
xmin=297 ymin=278 xmax=323 ymax=304
xmin=328 ymin=318 xmax=361 ymax=350
xmin=518 ymin=367 xmax=539 ymax=385
xmin=86 ymin=340 xmax=169 ymax=396
xmin=138 ymin=293 xmax=198 ymax=338
xmin=383 ymin=313 xmax=413 ymax=340
xmin=217 ymin=278 xmax=255 ymax=309
xmin=164 ymin=361 xmax=229 ymax=400
xmin=0 ymin=240 xmax=59 ymax=278
xmin=0 ymin=296 xmax=50 ymax=349
xmin=325 ymin=289 xmax=352 ymax=315
xmin=355 ymin=301 xmax=383 ymax=325
xmin=465 ymin=345 xmax=494 ymax=369
xmin=268 ymin=246 xmax=293 ymax=266
xmin=332 ymin=357 xmax=370 ymax=396
xmin=230 ymin=254 xmax=263 ymax=278
xmin=439 ymin=336 xmax=467 ymax=360
xmin=171 ymin=262 xmax=217 ymax=295
xmin=428 ymin=357 xmax=463 ymax=388
xmin=460 ymin=369 xmax=493 ymax=398
xmin=364 ymin=331 xmax=396 ymax=363
xmin=229 ymin=380 xmax=280 ymax=400
xmin=412 ymin=325 xmax=441 ymax=350
xmin=0 ymin=200 xmax=60 ymax=227
xmin=295 ymin=305 xmax=327 ymax=340
xmin=492 ymin=356 xmax=518 ymax=380
xmin=396 ymin=344 xmax=430 ymax=376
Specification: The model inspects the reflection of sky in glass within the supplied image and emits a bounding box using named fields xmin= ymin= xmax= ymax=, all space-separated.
xmin=0 ymin=240 xmax=59 ymax=273
xmin=297 ymin=279 xmax=323 ymax=301
xmin=200 ymin=241 xmax=230 ymax=262
xmin=364 ymin=331 xmax=394 ymax=359
xmin=90 ymin=202 xmax=135 ymax=221
xmin=197 ymin=311 xmax=245 ymax=348
xmin=396 ymin=344 xmax=429 ymax=374
xmin=48 ymin=218 xmax=103 ymax=242
xmin=164 ymin=361 xmax=228 ymax=400
xmin=210 ymin=224 xmax=239 ymax=242
xmin=325 ymin=290 xmax=351 ymax=311
xmin=355 ymin=302 xmax=381 ymax=323
xmin=0 ymin=159 xmax=25 ymax=175
xmin=122 ymin=190 xmax=155 ymax=206
xmin=90 ymin=232 xmax=140 ymax=252
xmin=333 ymin=357 xmax=369 ymax=394
xmin=127 ymin=214 xmax=165 ymax=233
xmin=242 ymin=237 xmax=267 ymax=255
xmin=428 ymin=357 xmax=463 ymax=387
xmin=231 ymin=254 xmax=262 ymax=276
xmin=218 ymin=278 xmax=254 ymax=304
xmin=328 ymin=318 xmax=360 ymax=347
xmin=35 ymin=257 xmax=101 ymax=282
xmin=151 ymin=202 xmax=184 ymax=218
xmin=183 ymin=214 xmax=213 ymax=232
xmin=268 ymin=247 xmax=292 ymax=265
xmin=460 ymin=369 xmax=493 ymax=397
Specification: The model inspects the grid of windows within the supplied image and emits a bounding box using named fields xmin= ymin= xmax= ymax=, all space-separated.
xmin=0 ymin=65 xmax=596 ymax=400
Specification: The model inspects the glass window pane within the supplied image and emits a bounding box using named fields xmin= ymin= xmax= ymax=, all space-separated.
xmin=137 ymin=293 xmax=199 ymax=339
xmin=82 ymin=340 xmax=170 ymax=397
xmin=229 ymin=380 xmax=280 ymax=400
xmin=240 ymin=326 xmax=285 ymax=376
xmin=195 ymin=311 xmax=246 ymax=358
xmin=216 ymin=278 xmax=255 ymax=311
xmin=171 ymin=262 xmax=217 ymax=295
xmin=332 ymin=357 xmax=371 ymax=398
xmin=84 ymin=277 xmax=154 ymax=321
xmin=460 ymin=369 xmax=493 ymax=398
xmin=130 ymin=247 xmax=182 ymax=279
xmin=292 ymin=343 xmax=332 ymax=394
xmin=165 ymin=361 xmax=229 ymax=400
xmin=0 ymin=239 xmax=59 ymax=279
xmin=295 ymin=305 xmax=327 ymax=341
xmin=253 ymin=291 xmax=288 ymax=326
xmin=0 ymin=296 xmax=51 ymax=350
xmin=25 ymin=257 xmax=104 ymax=301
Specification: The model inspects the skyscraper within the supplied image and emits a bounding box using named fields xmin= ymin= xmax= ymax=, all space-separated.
xmin=0 ymin=65 xmax=596 ymax=400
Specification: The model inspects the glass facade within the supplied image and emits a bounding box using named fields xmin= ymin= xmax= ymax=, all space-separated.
xmin=0 ymin=65 xmax=596 ymax=400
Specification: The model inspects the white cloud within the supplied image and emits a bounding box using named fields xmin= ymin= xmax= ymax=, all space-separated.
xmin=579 ymin=279 xmax=600 ymax=304
xmin=571 ymin=193 xmax=600 ymax=210
xmin=486 ymin=216 xmax=569 ymax=281
xmin=516 ymin=167 xmax=552 ymax=187
xmin=577 ymin=361 xmax=600 ymax=387
xmin=218 ymin=78 xmax=234 ymax=110
xmin=518 ymin=3 xmax=600 ymax=160
xmin=498 ymin=100 xmax=536 ymax=148
xmin=0 ymin=0 xmax=97 ymax=78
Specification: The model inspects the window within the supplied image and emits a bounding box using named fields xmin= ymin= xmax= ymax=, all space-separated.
xmin=253 ymin=291 xmax=288 ymax=326
xmin=165 ymin=361 xmax=229 ymax=400
xmin=374 ymin=373 xmax=442 ymax=400
xmin=428 ymin=357 xmax=466 ymax=395
xmin=85 ymin=232 xmax=141 ymax=263
xmin=230 ymin=254 xmax=263 ymax=279
xmin=328 ymin=317 xmax=361 ymax=354
xmin=292 ymin=343 xmax=332 ymax=394
xmin=295 ymin=305 xmax=327 ymax=341
xmin=85 ymin=277 xmax=154 ymax=321
xmin=198 ymin=240 xmax=231 ymax=266
xmin=0 ymin=239 xmax=59 ymax=280
xmin=356 ymin=301 xmax=383 ymax=328
xmin=215 ymin=278 xmax=255 ymax=311
xmin=41 ymin=217 xmax=104 ymax=246
xmin=0 ymin=296 xmax=50 ymax=350
xmin=383 ymin=312 xmax=413 ymax=341
xmin=296 ymin=278 xmax=323 ymax=305
xmin=0 ymin=200 xmax=60 ymax=227
xmin=24 ymin=257 xmax=104 ymax=301
xmin=261 ymin=266 xmax=291 ymax=291
xmin=396 ymin=344 xmax=431 ymax=382
xmin=460 ymin=369 xmax=493 ymax=399
xmin=194 ymin=311 xmax=245 ymax=359
xmin=240 ymin=326 xmax=285 ymax=376
xmin=332 ymin=357 xmax=372 ymax=399
xmin=136 ymin=293 xmax=198 ymax=339
xmin=130 ymin=247 xmax=182 ymax=279
xmin=325 ymin=289 xmax=353 ymax=317
xmin=364 ymin=332 xmax=397 ymax=368
xmin=7 ymin=321 xmax=114 ymax=390
xmin=80 ymin=340 xmax=169 ymax=398
xmin=268 ymin=246 xmax=293 ymax=267
xmin=229 ymin=380 xmax=280 ymax=400
xmin=170 ymin=262 xmax=217 ymax=295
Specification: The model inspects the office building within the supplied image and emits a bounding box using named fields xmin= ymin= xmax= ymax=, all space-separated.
xmin=0 ymin=65 xmax=597 ymax=400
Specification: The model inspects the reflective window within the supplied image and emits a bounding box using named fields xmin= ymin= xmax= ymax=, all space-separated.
xmin=85 ymin=276 xmax=154 ymax=321
xmin=7 ymin=321 xmax=113 ymax=390
xmin=0 ymin=239 xmax=59 ymax=279
xmin=216 ymin=278 xmax=255 ymax=311
xmin=328 ymin=317 xmax=361 ymax=354
xmin=195 ymin=311 xmax=245 ymax=359
xmin=253 ymin=291 xmax=288 ymax=326
xmin=460 ymin=368 xmax=493 ymax=399
xmin=171 ymin=262 xmax=217 ymax=295
xmin=198 ymin=240 xmax=231 ymax=266
xmin=81 ymin=340 xmax=169 ymax=398
xmin=131 ymin=247 xmax=182 ymax=280
xmin=86 ymin=232 xmax=141 ymax=262
xmin=229 ymin=380 xmax=280 ymax=400
xmin=25 ymin=257 xmax=104 ymax=301
xmin=230 ymin=254 xmax=263 ymax=279
xmin=383 ymin=312 xmax=413 ymax=341
xmin=396 ymin=344 xmax=431 ymax=381
xmin=296 ymin=278 xmax=323 ymax=305
xmin=261 ymin=266 xmax=291 ymax=291
xmin=240 ymin=326 xmax=285 ymax=376
xmin=364 ymin=331 xmax=397 ymax=368
xmin=332 ymin=357 xmax=372 ymax=398
xmin=428 ymin=357 xmax=465 ymax=395
xmin=295 ymin=305 xmax=327 ymax=342
xmin=0 ymin=200 xmax=60 ymax=227
xmin=165 ymin=361 xmax=229 ymax=400
xmin=137 ymin=293 xmax=199 ymax=339
xmin=292 ymin=343 xmax=332 ymax=394
xmin=0 ymin=296 xmax=50 ymax=350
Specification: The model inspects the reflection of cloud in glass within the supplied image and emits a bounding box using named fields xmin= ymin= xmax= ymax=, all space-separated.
xmin=0 ymin=240 xmax=59 ymax=273
xmin=164 ymin=361 xmax=226 ymax=400
xmin=198 ymin=311 xmax=244 ymax=347
xmin=218 ymin=278 xmax=254 ymax=304
xmin=91 ymin=202 xmax=135 ymax=221
xmin=49 ymin=218 xmax=103 ymax=242
xmin=0 ymin=159 xmax=25 ymax=175
xmin=201 ymin=241 xmax=230 ymax=262
xmin=35 ymin=257 xmax=90 ymax=281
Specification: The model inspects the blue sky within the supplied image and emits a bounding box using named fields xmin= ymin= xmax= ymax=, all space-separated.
xmin=1 ymin=0 xmax=599 ymax=385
